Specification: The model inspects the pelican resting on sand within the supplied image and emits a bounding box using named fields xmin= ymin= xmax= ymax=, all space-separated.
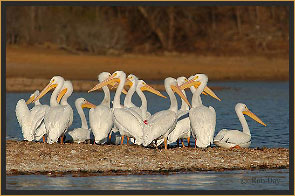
xmin=214 ymin=103 xmax=266 ymax=148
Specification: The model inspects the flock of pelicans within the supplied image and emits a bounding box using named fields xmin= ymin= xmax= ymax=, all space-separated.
xmin=16 ymin=71 xmax=267 ymax=149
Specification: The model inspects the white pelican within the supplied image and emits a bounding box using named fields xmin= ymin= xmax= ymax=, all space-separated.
xmin=88 ymin=71 xmax=145 ymax=145
xmin=166 ymin=77 xmax=191 ymax=147
xmin=66 ymin=98 xmax=96 ymax=143
xmin=142 ymin=77 xmax=191 ymax=150
xmin=15 ymin=90 xmax=49 ymax=141
xmin=88 ymin=72 xmax=114 ymax=144
xmin=124 ymin=74 xmax=166 ymax=121
xmin=124 ymin=77 xmax=167 ymax=145
xmin=136 ymin=79 xmax=166 ymax=121
xmin=181 ymin=74 xmax=221 ymax=148
xmin=34 ymin=76 xmax=73 ymax=144
xmin=214 ymin=103 xmax=266 ymax=148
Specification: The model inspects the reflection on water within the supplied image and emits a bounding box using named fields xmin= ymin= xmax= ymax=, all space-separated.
xmin=6 ymin=81 xmax=289 ymax=148
xmin=6 ymin=169 xmax=289 ymax=190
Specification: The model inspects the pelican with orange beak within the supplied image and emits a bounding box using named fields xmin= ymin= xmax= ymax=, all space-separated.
xmin=15 ymin=90 xmax=49 ymax=141
xmin=180 ymin=74 xmax=221 ymax=148
xmin=214 ymin=103 xmax=266 ymax=148
xmin=125 ymin=74 xmax=166 ymax=120
xmin=88 ymin=72 xmax=115 ymax=144
xmin=66 ymin=98 xmax=96 ymax=143
xmin=88 ymin=71 xmax=145 ymax=145
xmin=142 ymin=77 xmax=192 ymax=150
xmin=34 ymin=76 xmax=73 ymax=144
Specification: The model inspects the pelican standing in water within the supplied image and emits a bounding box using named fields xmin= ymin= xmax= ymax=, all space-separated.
xmin=88 ymin=72 xmax=114 ymax=144
xmin=214 ymin=103 xmax=266 ymax=148
xmin=181 ymin=74 xmax=221 ymax=148
xmin=88 ymin=71 xmax=145 ymax=145
xmin=66 ymin=98 xmax=96 ymax=143
xmin=142 ymin=77 xmax=191 ymax=150
xmin=34 ymin=76 xmax=73 ymax=144
xmin=15 ymin=90 xmax=49 ymax=141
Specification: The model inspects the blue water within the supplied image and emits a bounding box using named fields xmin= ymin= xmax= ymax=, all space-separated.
xmin=6 ymin=81 xmax=289 ymax=148
xmin=5 ymin=81 xmax=290 ymax=190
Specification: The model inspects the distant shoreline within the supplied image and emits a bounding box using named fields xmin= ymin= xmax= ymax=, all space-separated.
xmin=5 ymin=46 xmax=289 ymax=92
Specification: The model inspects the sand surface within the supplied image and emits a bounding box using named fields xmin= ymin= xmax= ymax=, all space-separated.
xmin=5 ymin=46 xmax=288 ymax=92
xmin=6 ymin=140 xmax=289 ymax=176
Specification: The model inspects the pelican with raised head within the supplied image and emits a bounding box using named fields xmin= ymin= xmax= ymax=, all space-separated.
xmin=88 ymin=71 xmax=145 ymax=145
xmin=142 ymin=77 xmax=191 ymax=150
xmin=181 ymin=74 xmax=221 ymax=148
xmin=34 ymin=76 xmax=73 ymax=144
xmin=124 ymin=74 xmax=166 ymax=121
xmin=88 ymin=72 xmax=114 ymax=144
xmin=214 ymin=103 xmax=266 ymax=148
xmin=166 ymin=77 xmax=191 ymax=147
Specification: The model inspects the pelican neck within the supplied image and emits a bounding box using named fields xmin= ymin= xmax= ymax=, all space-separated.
xmin=236 ymin=109 xmax=251 ymax=135
xmin=165 ymin=82 xmax=178 ymax=113
xmin=191 ymin=79 xmax=206 ymax=108
xmin=50 ymin=81 xmax=64 ymax=107
xmin=76 ymin=102 xmax=88 ymax=129
xmin=101 ymin=86 xmax=111 ymax=107
xmin=113 ymin=74 xmax=126 ymax=108
xmin=124 ymin=81 xmax=137 ymax=108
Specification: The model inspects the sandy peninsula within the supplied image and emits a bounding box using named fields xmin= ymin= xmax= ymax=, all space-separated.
xmin=6 ymin=140 xmax=289 ymax=176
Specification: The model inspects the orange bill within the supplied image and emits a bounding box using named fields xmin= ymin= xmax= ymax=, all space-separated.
xmin=82 ymin=101 xmax=96 ymax=109
xmin=57 ymin=88 xmax=68 ymax=103
xmin=34 ymin=81 xmax=57 ymax=102
xmin=26 ymin=95 xmax=35 ymax=105
xmin=88 ymin=72 xmax=120 ymax=93
xmin=141 ymin=84 xmax=167 ymax=98
xmin=171 ymin=85 xmax=191 ymax=107
xmin=243 ymin=108 xmax=267 ymax=126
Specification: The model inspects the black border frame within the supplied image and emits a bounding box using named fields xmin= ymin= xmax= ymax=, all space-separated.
xmin=1 ymin=1 xmax=294 ymax=195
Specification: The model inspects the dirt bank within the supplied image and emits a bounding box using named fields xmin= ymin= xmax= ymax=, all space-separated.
xmin=5 ymin=46 xmax=289 ymax=92
xmin=6 ymin=140 xmax=289 ymax=176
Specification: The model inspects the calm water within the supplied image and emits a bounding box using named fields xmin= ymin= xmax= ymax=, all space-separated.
xmin=6 ymin=169 xmax=289 ymax=190
xmin=5 ymin=81 xmax=290 ymax=190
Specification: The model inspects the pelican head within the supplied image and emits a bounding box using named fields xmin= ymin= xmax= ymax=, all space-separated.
xmin=126 ymin=74 xmax=139 ymax=87
xmin=34 ymin=76 xmax=64 ymax=102
xmin=181 ymin=74 xmax=221 ymax=101
xmin=98 ymin=72 xmax=111 ymax=82
xmin=236 ymin=103 xmax=266 ymax=126
xmin=137 ymin=80 xmax=166 ymax=98
xmin=88 ymin=71 xmax=125 ymax=93
xmin=26 ymin=90 xmax=39 ymax=104
xmin=75 ymin=98 xmax=96 ymax=109
xmin=177 ymin=77 xmax=188 ymax=87
xmin=57 ymin=80 xmax=73 ymax=103
xmin=165 ymin=77 xmax=191 ymax=107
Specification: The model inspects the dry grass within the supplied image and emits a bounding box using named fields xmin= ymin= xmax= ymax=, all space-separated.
xmin=6 ymin=46 xmax=288 ymax=92
xmin=6 ymin=140 xmax=289 ymax=176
